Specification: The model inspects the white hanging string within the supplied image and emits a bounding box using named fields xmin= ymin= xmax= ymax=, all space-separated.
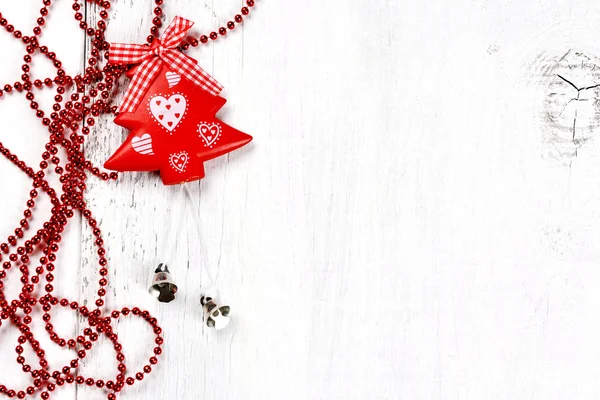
xmin=161 ymin=186 xmax=186 ymax=268
xmin=160 ymin=183 xmax=217 ymax=296
xmin=183 ymin=183 xmax=217 ymax=295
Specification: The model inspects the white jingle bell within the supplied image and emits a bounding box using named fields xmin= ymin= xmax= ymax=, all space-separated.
xmin=201 ymin=296 xmax=231 ymax=330
xmin=149 ymin=264 xmax=178 ymax=303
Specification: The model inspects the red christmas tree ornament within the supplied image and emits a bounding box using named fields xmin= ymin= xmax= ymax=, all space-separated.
xmin=105 ymin=16 xmax=252 ymax=185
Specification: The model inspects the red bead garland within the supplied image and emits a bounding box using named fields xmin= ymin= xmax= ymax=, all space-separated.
xmin=147 ymin=0 xmax=256 ymax=48
xmin=0 ymin=0 xmax=255 ymax=398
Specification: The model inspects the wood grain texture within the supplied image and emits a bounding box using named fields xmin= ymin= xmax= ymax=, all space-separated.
xmin=4 ymin=0 xmax=600 ymax=399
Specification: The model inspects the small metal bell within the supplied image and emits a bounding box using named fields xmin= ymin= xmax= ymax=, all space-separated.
xmin=149 ymin=264 xmax=178 ymax=303
xmin=201 ymin=296 xmax=231 ymax=330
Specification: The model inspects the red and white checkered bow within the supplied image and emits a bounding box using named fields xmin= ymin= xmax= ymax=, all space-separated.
xmin=108 ymin=16 xmax=223 ymax=113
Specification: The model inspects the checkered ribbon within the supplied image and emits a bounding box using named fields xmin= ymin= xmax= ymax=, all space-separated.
xmin=108 ymin=16 xmax=223 ymax=113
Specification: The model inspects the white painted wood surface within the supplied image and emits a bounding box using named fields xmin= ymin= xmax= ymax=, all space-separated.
xmin=3 ymin=0 xmax=600 ymax=399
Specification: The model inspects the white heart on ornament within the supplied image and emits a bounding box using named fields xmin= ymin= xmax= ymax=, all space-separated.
xmin=165 ymin=72 xmax=181 ymax=88
xmin=198 ymin=123 xmax=221 ymax=147
xmin=131 ymin=133 xmax=154 ymax=155
xmin=169 ymin=151 xmax=188 ymax=173
xmin=149 ymin=94 xmax=187 ymax=132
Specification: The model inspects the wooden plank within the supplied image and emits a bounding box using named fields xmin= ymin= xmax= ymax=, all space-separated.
xmin=0 ymin=2 xmax=85 ymax=399
xmin=77 ymin=5 xmax=158 ymax=400
xmin=78 ymin=1 xmax=245 ymax=399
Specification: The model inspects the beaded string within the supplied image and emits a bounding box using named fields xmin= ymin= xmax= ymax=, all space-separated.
xmin=0 ymin=1 xmax=255 ymax=399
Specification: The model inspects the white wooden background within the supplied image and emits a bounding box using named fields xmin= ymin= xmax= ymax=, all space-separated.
xmin=2 ymin=0 xmax=600 ymax=399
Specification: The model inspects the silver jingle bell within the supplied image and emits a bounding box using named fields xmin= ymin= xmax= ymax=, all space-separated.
xmin=149 ymin=264 xmax=178 ymax=303
xmin=201 ymin=296 xmax=231 ymax=330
